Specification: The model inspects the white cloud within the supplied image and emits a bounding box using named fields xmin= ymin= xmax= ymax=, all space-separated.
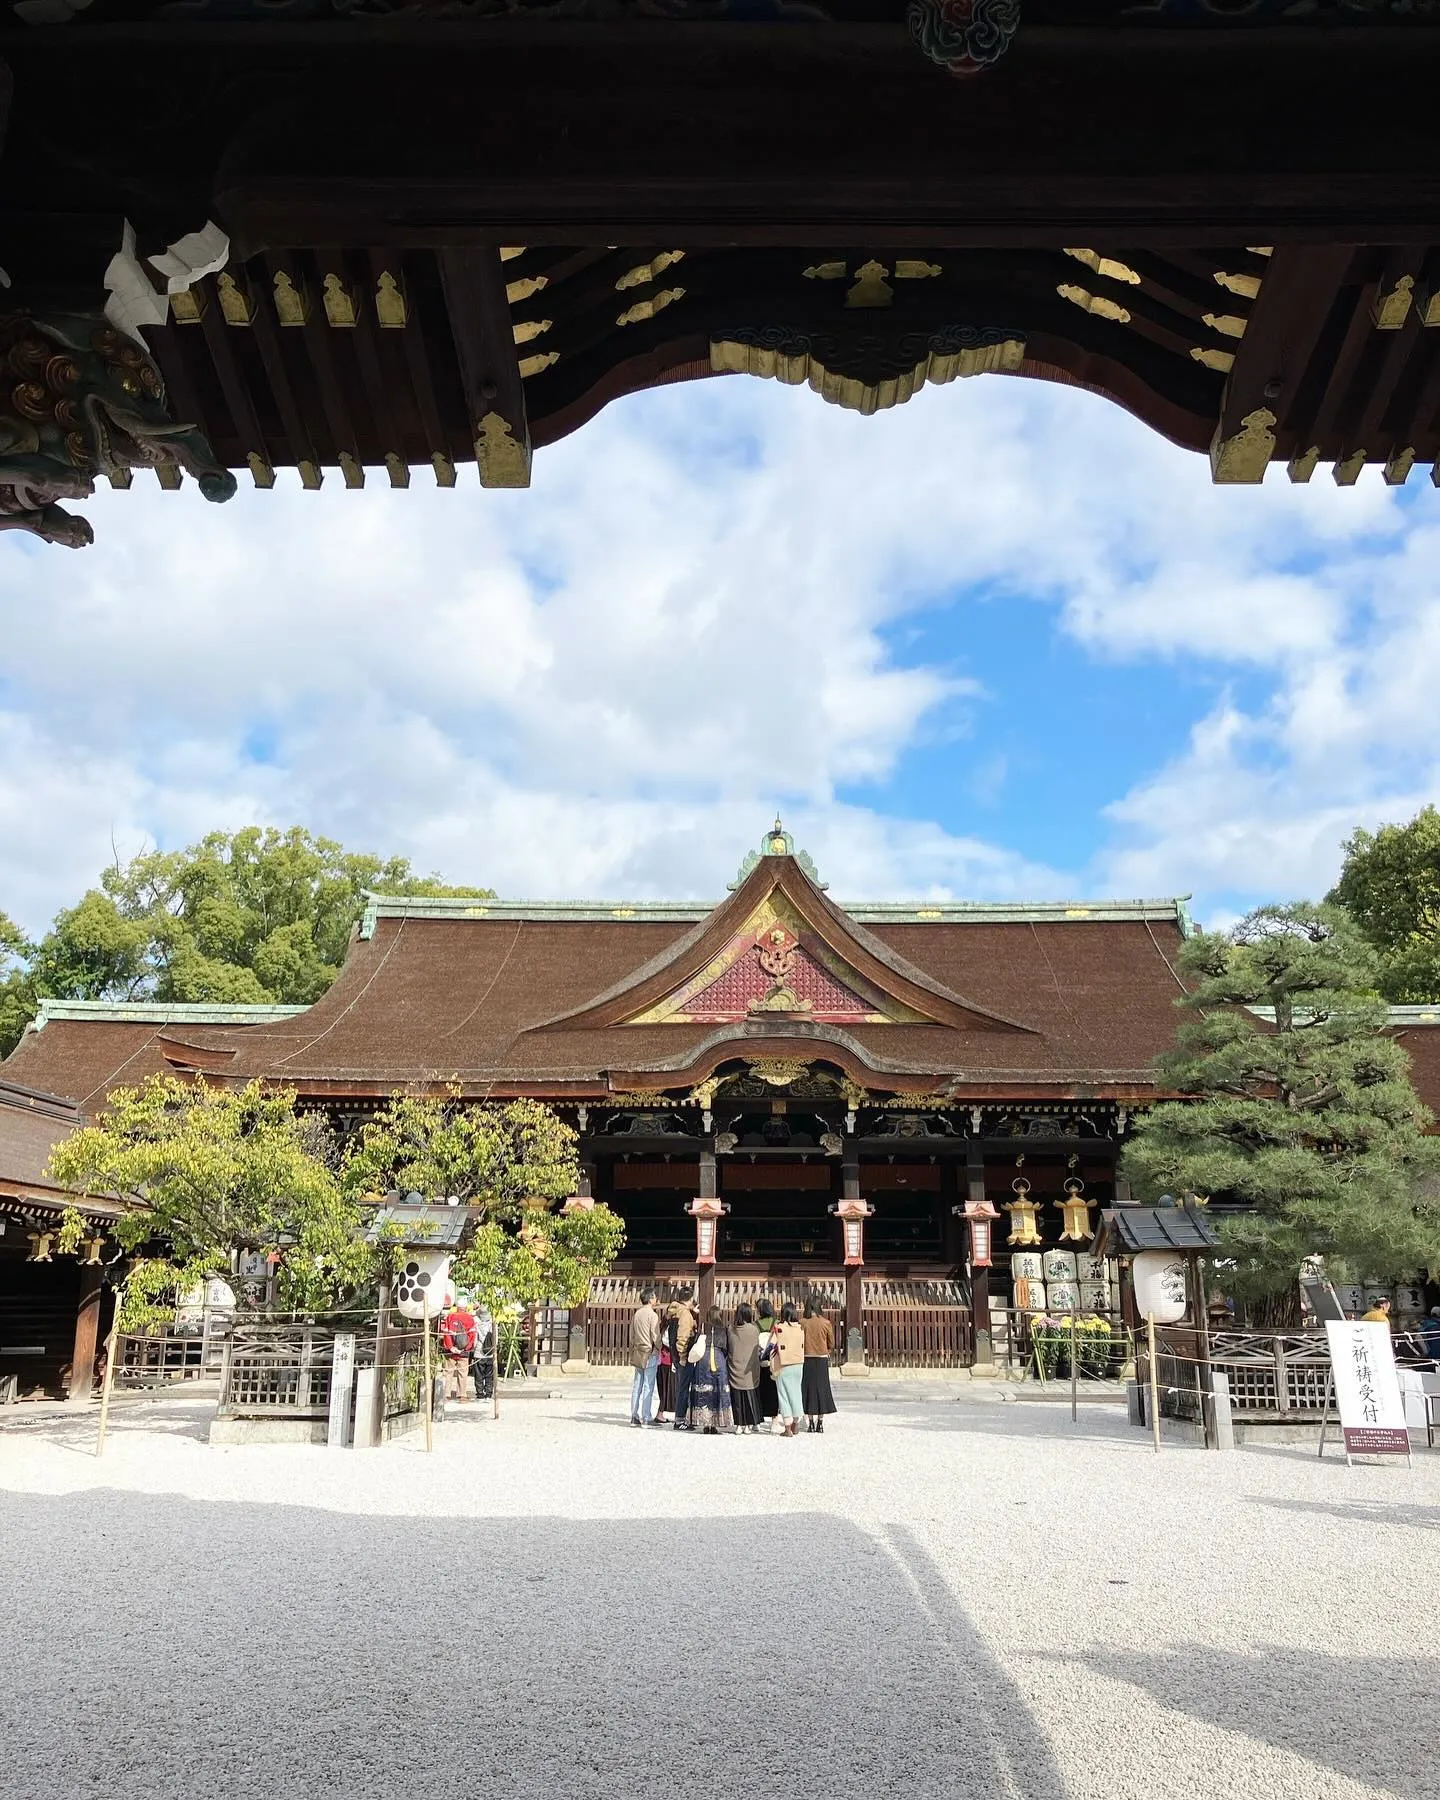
xmin=2 ymin=369 xmax=1439 ymax=935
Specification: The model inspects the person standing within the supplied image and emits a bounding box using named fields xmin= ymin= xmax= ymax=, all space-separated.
xmin=755 ymin=1295 xmax=780 ymax=1423
xmin=656 ymin=1322 xmax=676 ymax=1423
xmin=438 ymin=1300 xmax=480 ymax=1402
xmin=1420 ymin=1304 xmax=1440 ymax=1362
xmin=668 ymin=1286 xmax=699 ymax=1433
xmin=801 ymin=1295 xmax=837 ymax=1434
xmin=1362 ymin=1295 xmax=1393 ymax=1328
xmin=471 ymin=1305 xmax=495 ymax=1402
xmin=630 ymin=1287 xmax=662 ymax=1427
xmin=686 ymin=1305 xmax=735 ymax=1434
xmin=728 ymin=1303 xmax=762 ymax=1433
xmin=770 ymin=1302 xmax=806 ymax=1437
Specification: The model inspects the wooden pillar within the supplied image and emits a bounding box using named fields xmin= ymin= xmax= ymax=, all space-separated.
xmin=842 ymin=1149 xmax=865 ymax=1368
xmin=967 ymin=1141 xmax=993 ymax=1365
xmin=940 ymin=1159 xmax=962 ymax=1270
xmin=68 ymin=1262 xmax=103 ymax=1401
xmin=697 ymin=1149 xmax=717 ymax=1316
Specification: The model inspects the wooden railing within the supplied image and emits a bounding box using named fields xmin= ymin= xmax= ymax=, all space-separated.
xmin=214 ymin=1316 xmax=424 ymax=1425
xmin=866 ymin=1306 xmax=973 ymax=1368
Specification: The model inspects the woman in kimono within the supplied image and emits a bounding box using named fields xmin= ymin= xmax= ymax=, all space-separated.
xmin=685 ymin=1305 xmax=735 ymax=1434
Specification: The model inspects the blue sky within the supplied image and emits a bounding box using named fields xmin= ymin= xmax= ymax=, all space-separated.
xmin=1 ymin=368 xmax=1437 ymax=936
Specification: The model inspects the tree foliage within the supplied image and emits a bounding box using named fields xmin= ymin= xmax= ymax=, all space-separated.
xmin=1331 ymin=806 xmax=1440 ymax=1002
xmin=1121 ymin=903 xmax=1440 ymax=1305
xmin=0 ymin=826 xmax=492 ymax=1053
xmin=47 ymin=1076 xmax=373 ymax=1327
xmin=343 ymin=1090 xmax=625 ymax=1315
xmin=341 ymin=1092 xmax=581 ymax=1217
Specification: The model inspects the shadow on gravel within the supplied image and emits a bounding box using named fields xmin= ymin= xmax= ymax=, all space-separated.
xmin=1054 ymin=1643 xmax=1440 ymax=1800
xmin=0 ymin=1489 xmax=1069 ymax=1800
xmin=1250 ymin=1494 xmax=1440 ymax=1532
xmin=0 ymin=1400 xmax=212 ymax=1453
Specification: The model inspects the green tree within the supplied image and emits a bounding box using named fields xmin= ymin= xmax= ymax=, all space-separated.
xmin=341 ymin=1091 xmax=583 ymax=1219
xmin=1121 ymin=903 xmax=1440 ymax=1315
xmin=0 ymin=826 xmax=492 ymax=1053
xmin=1330 ymin=806 xmax=1440 ymax=1001
xmin=343 ymin=1090 xmax=625 ymax=1366
xmin=47 ymin=1075 xmax=372 ymax=1329
xmin=0 ymin=910 xmax=32 ymax=1066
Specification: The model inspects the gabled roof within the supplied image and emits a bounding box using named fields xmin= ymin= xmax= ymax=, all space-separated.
xmin=0 ymin=832 xmax=1236 ymax=1103
xmin=529 ymin=849 xmax=1033 ymax=1038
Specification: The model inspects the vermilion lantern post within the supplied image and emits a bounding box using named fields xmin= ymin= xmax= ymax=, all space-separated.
xmin=960 ymin=1195 xmax=1001 ymax=1268
xmin=687 ymin=1196 xmax=728 ymax=1265
xmin=832 ymin=1196 xmax=875 ymax=1267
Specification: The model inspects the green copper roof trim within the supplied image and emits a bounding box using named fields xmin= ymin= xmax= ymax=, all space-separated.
xmin=32 ymin=1000 xmax=311 ymax=1031
xmin=1246 ymin=1004 xmax=1440 ymax=1026
xmin=359 ymin=893 xmax=1192 ymax=932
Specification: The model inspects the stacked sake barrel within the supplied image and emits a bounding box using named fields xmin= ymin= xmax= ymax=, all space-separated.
xmin=1011 ymin=1248 xmax=1120 ymax=1317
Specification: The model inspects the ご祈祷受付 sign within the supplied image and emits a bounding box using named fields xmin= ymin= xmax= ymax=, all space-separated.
xmin=1324 ymin=1320 xmax=1409 ymax=1458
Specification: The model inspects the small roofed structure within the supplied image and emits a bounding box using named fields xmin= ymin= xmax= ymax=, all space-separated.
xmin=1093 ymin=1200 xmax=1221 ymax=1259
xmin=361 ymin=1198 xmax=476 ymax=1252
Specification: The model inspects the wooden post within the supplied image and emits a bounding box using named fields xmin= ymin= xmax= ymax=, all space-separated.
xmin=95 ymin=1285 xmax=124 ymax=1459
xmin=422 ymin=1310 xmax=434 ymax=1451
xmin=1070 ymin=1312 xmax=1079 ymax=1423
xmin=697 ymin=1149 xmax=717 ymax=1316
xmin=69 ymin=1261 xmax=103 ymax=1401
xmin=966 ymin=1142 xmax=993 ymax=1366
xmin=1273 ymin=1333 xmax=1291 ymax=1419
xmin=1146 ymin=1312 xmax=1161 ymax=1455
xmin=1193 ymin=1253 xmax=1214 ymax=1450
xmin=841 ymin=1149 xmax=867 ymax=1372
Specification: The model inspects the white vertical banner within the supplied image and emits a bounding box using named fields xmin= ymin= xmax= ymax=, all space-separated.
xmin=328 ymin=1331 xmax=357 ymax=1448
xmin=1324 ymin=1320 xmax=1409 ymax=1457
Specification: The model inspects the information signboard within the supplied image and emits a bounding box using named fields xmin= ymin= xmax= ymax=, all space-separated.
xmin=1324 ymin=1320 xmax=1409 ymax=1458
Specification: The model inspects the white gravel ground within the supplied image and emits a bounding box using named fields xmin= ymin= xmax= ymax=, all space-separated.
xmin=2 ymin=1377 xmax=1438 ymax=1800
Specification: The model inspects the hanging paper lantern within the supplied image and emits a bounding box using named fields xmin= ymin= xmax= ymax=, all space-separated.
xmin=1004 ymin=1177 xmax=1042 ymax=1246
xmin=1132 ymin=1250 xmax=1188 ymax=1324
xmin=395 ymin=1250 xmax=454 ymax=1320
xmin=1057 ymin=1177 xmax=1095 ymax=1243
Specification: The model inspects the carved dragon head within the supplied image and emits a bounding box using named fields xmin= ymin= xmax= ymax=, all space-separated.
xmin=0 ymin=314 xmax=236 ymax=546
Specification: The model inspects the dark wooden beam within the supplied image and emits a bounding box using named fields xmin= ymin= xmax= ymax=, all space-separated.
xmin=250 ymin=259 xmax=324 ymax=488
xmin=438 ymin=246 xmax=529 ymax=488
xmin=197 ymin=285 xmax=275 ymax=485
xmin=373 ymin=250 xmax=462 ymax=484
xmin=1210 ymin=246 xmax=1359 ymax=481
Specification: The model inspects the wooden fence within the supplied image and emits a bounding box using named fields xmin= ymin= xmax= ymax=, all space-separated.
xmin=866 ymin=1305 xmax=973 ymax=1368
xmin=215 ymin=1316 xmax=424 ymax=1428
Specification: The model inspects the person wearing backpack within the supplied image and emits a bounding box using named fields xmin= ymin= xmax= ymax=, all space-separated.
xmin=438 ymin=1302 xmax=480 ymax=1401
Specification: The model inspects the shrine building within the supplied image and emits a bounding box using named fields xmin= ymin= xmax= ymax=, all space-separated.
xmin=8 ymin=823 xmax=1440 ymax=1385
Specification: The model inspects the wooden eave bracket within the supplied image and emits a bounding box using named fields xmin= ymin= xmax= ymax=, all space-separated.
xmin=439 ymin=247 xmax=532 ymax=488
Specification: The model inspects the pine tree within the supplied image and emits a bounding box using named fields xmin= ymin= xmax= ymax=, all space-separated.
xmin=1121 ymin=903 xmax=1440 ymax=1316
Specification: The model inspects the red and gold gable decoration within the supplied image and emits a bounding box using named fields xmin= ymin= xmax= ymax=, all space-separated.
xmin=625 ymin=899 xmax=934 ymax=1027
